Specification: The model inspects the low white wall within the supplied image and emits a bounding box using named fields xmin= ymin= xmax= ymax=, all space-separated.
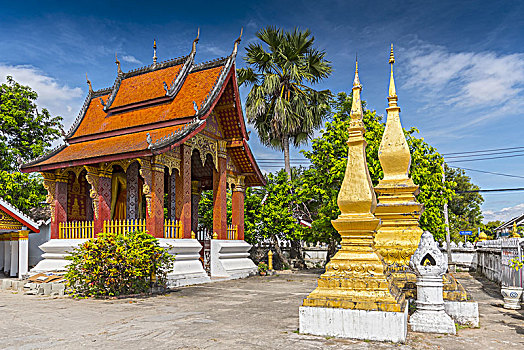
xmin=158 ymin=238 xmax=210 ymax=287
xmin=31 ymin=239 xmax=87 ymax=272
xmin=211 ymin=240 xmax=257 ymax=279
xmin=440 ymin=248 xmax=477 ymax=269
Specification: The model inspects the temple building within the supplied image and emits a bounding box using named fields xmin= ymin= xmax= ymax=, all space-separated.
xmin=20 ymin=31 xmax=263 ymax=282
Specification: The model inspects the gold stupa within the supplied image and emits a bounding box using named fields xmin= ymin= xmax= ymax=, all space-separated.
xmin=374 ymin=45 xmax=423 ymax=292
xmin=302 ymin=60 xmax=405 ymax=312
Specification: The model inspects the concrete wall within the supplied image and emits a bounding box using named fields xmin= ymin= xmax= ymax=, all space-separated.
xmin=28 ymin=221 xmax=50 ymax=267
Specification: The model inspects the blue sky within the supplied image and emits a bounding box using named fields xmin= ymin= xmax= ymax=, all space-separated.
xmin=1 ymin=0 xmax=523 ymax=222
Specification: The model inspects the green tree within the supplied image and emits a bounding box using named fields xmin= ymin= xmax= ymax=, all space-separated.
xmin=237 ymin=26 xmax=332 ymax=179
xmin=445 ymin=165 xmax=484 ymax=242
xmin=249 ymin=170 xmax=301 ymax=268
xmin=299 ymin=92 xmax=453 ymax=257
xmin=0 ymin=76 xmax=63 ymax=213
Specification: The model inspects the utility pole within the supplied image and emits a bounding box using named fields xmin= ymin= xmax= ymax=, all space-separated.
xmin=442 ymin=164 xmax=455 ymax=272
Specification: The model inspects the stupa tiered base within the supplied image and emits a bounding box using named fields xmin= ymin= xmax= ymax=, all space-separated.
xmin=374 ymin=179 xmax=424 ymax=299
xmin=300 ymin=215 xmax=408 ymax=342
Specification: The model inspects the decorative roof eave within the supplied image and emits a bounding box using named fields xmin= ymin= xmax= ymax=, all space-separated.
xmin=0 ymin=197 xmax=40 ymax=233
xmin=241 ymin=138 xmax=266 ymax=186
xmin=230 ymin=62 xmax=249 ymax=141
xmin=20 ymin=143 xmax=68 ymax=170
xmin=166 ymin=30 xmax=200 ymax=98
xmin=65 ymin=87 xmax=112 ymax=139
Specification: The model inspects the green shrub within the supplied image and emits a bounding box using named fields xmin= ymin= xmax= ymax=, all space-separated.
xmin=65 ymin=231 xmax=175 ymax=297
xmin=258 ymin=262 xmax=268 ymax=273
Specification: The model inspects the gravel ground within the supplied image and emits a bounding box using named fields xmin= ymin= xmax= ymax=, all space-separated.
xmin=0 ymin=271 xmax=522 ymax=349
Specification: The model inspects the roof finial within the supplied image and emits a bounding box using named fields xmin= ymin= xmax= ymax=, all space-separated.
xmin=388 ymin=44 xmax=397 ymax=102
xmin=86 ymin=73 xmax=93 ymax=93
xmin=192 ymin=28 xmax=200 ymax=53
xmin=353 ymin=55 xmax=361 ymax=87
xmin=153 ymin=39 xmax=157 ymax=65
xmin=115 ymin=52 xmax=122 ymax=75
xmin=233 ymin=27 xmax=243 ymax=55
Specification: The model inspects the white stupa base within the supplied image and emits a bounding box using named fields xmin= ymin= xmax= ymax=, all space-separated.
xmin=409 ymin=309 xmax=456 ymax=334
xmin=299 ymin=305 xmax=408 ymax=343
xmin=210 ymin=240 xmax=257 ymax=279
xmin=159 ymin=239 xmax=210 ymax=287
xmin=31 ymin=239 xmax=87 ymax=273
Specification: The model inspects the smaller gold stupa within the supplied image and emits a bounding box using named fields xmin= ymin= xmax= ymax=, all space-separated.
xmin=302 ymin=60 xmax=405 ymax=313
xmin=511 ymin=222 xmax=520 ymax=238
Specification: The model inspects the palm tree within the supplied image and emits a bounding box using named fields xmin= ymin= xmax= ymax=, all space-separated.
xmin=237 ymin=27 xmax=332 ymax=179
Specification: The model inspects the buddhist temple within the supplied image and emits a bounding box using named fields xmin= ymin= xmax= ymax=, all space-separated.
xmin=20 ymin=31 xmax=263 ymax=282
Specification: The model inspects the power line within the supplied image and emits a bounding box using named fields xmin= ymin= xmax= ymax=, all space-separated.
xmin=456 ymin=187 xmax=524 ymax=193
xmin=442 ymin=146 xmax=524 ymax=156
xmin=455 ymin=167 xmax=524 ymax=180
xmin=447 ymin=153 xmax=524 ymax=163
xmin=444 ymin=149 xmax=524 ymax=159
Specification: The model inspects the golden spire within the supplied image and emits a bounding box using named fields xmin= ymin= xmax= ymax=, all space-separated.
xmin=153 ymin=39 xmax=157 ymax=64
xmin=349 ymin=59 xmax=364 ymax=132
xmin=85 ymin=73 xmax=93 ymax=94
xmin=378 ymin=44 xmax=410 ymax=182
xmin=388 ymin=44 xmax=397 ymax=107
xmin=115 ymin=53 xmax=122 ymax=75
xmin=338 ymin=58 xmax=375 ymax=219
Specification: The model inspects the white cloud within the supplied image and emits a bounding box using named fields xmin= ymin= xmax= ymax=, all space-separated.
xmin=121 ymin=55 xmax=142 ymax=65
xmin=400 ymin=43 xmax=524 ymax=138
xmin=201 ymin=45 xmax=228 ymax=56
xmin=403 ymin=44 xmax=524 ymax=108
xmin=0 ymin=64 xmax=83 ymax=127
xmin=483 ymin=203 xmax=524 ymax=223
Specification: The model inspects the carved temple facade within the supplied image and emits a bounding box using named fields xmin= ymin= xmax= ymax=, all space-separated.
xmin=21 ymin=34 xmax=265 ymax=243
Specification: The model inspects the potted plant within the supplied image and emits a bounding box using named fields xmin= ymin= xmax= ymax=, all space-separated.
xmin=258 ymin=262 xmax=269 ymax=276
xmin=503 ymin=258 xmax=524 ymax=310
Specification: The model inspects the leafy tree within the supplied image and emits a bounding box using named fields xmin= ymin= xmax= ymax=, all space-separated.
xmin=0 ymin=76 xmax=63 ymax=213
xmin=237 ymin=26 xmax=332 ymax=179
xmin=248 ymin=170 xmax=301 ymax=268
xmin=482 ymin=220 xmax=502 ymax=239
xmin=445 ymin=165 xmax=484 ymax=242
xmin=298 ymin=92 xmax=454 ymax=255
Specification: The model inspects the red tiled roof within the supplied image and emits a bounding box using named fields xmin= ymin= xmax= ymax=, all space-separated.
xmin=71 ymin=66 xmax=223 ymax=138
xmin=34 ymin=124 xmax=187 ymax=168
xmin=111 ymin=64 xmax=183 ymax=109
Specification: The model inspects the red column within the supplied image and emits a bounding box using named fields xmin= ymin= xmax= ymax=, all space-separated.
xmin=232 ymin=176 xmax=246 ymax=241
xmin=175 ymin=145 xmax=192 ymax=238
xmin=213 ymin=141 xmax=227 ymax=239
xmin=53 ymin=172 xmax=68 ymax=239
xmin=147 ymin=161 xmax=165 ymax=238
xmin=97 ymin=168 xmax=112 ymax=236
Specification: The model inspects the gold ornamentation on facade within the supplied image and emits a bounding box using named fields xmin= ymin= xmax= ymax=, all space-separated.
xmin=41 ymin=172 xmax=56 ymax=222
xmin=374 ymin=45 xmax=424 ymax=287
xmin=138 ymin=158 xmax=153 ymax=216
xmin=228 ymin=175 xmax=246 ymax=192
xmin=84 ymin=166 xmax=100 ymax=219
xmin=189 ymin=133 xmax=218 ymax=169
xmin=155 ymin=153 xmax=181 ymax=175
xmin=302 ymin=60 xmax=405 ymax=312
xmin=98 ymin=162 xmax=114 ymax=178
xmin=0 ymin=212 xmax=23 ymax=230
xmin=217 ymin=140 xmax=227 ymax=159
xmin=105 ymin=159 xmax=135 ymax=173
xmin=54 ymin=168 xmax=69 ymax=182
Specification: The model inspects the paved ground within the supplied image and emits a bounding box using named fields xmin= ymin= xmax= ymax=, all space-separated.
xmin=0 ymin=271 xmax=523 ymax=349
